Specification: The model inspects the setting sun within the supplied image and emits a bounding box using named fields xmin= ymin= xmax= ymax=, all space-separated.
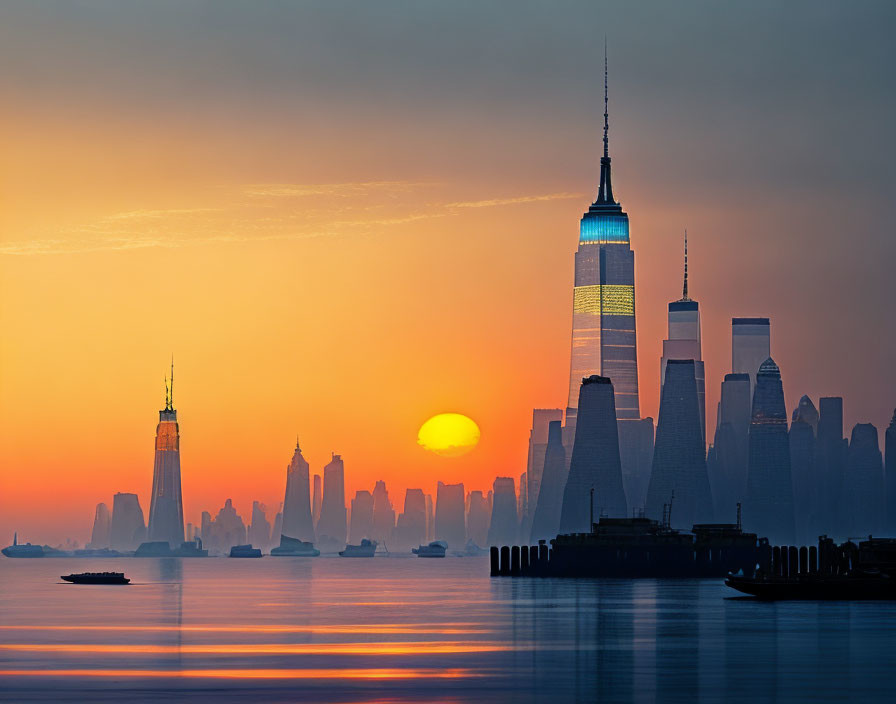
xmin=417 ymin=414 xmax=481 ymax=457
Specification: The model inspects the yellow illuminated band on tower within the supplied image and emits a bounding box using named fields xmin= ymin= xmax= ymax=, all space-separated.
xmin=573 ymin=284 xmax=634 ymax=316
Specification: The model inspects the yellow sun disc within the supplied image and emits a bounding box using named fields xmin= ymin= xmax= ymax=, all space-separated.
xmin=417 ymin=413 xmax=481 ymax=457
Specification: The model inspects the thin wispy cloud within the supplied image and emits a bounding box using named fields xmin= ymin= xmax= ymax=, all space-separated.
xmin=0 ymin=188 xmax=577 ymax=256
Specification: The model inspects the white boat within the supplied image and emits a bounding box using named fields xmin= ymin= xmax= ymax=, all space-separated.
xmin=413 ymin=540 xmax=448 ymax=558
xmin=339 ymin=539 xmax=377 ymax=557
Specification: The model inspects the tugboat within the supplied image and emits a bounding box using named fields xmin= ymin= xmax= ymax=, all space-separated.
xmin=413 ymin=540 xmax=447 ymax=558
xmin=339 ymin=538 xmax=377 ymax=557
xmin=270 ymin=535 xmax=320 ymax=557
xmin=62 ymin=572 xmax=130 ymax=584
xmin=229 ymin=544 xmax=263 ymax=558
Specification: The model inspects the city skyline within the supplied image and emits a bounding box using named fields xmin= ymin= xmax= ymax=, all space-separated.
xmin=1 ymin=2 xmax=895 ymax=544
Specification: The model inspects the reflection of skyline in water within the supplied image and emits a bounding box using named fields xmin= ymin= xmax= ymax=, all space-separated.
xmin=1 ymin=558 xmax=896 ymax=702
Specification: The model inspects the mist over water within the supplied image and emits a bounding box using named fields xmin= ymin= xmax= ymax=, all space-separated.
xmin=2 ymin=557 xmax=896 ymax=702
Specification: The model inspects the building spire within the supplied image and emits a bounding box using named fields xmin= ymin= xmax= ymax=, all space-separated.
xmin=682 ymin=229 xmax=690 ymax=300
xmin=596 ymin=37 xmax=616 ymax=205
xmin=169 ymin=356 xmax=175 ymax=411
xmin=164 ymin=375 xmax=169 ymax=410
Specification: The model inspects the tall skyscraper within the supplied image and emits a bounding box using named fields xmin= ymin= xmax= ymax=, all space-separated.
xmin=732 ymin=318 xmax=771 ymax=391
xmin=88 ymin=502 xmax=111 ymax=549
xmin=885 ymin=410 xmax=896 ymax=535
xmin=147 ymin=365 xmax=185 ymax=547
xmin=248 ymin=501 xmax=272 ymax=549
xmin=707 ymin=373 xmax=751 ymax=518
xmin=486 ymin=477 xmax=519 ymax=547
xmin=434 ymin=482 xmax=466 ymax=549
xmin=660 ymin=233 xmax=705 ymax=443
xmin=842 ymin=423 xmax=884 ymax=537
xmin=280 ymin=440 xmax=315 ymax=543
xmin=816 ymin=397 xmax=847 ymax=536
xmin=530 ymin=419 xmax=568 ymax=542
xmin=746 ymin=358 xmax=795 ymax=543
xmin=465 ymin=490 xmax=490 ymax=548
xmin=789 ymin=397 xmax=818 ymax=545
xmin=110 ymin=492 xmax=145 ymax=551
xmin=317 ymin=453 xmax=347 ymax=549
xmin=646 ymin=360 xmax=714 ymax=529
xmin=349 ymin=490 xmax=374 ymax=544
xmin=565 ymin=53 xmax=639 ymax=428
xmin=559 ymin=375 xmax=628 ymax=533
xmin=311 ymin=474 xmax=322 ymax=530
xmin=371 ymin=480 xmax=396 ymax=545
xmin=394 ymin=488 xmax=426 ymax=549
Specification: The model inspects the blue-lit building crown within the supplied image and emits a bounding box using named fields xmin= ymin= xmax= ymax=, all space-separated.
xmin=579 ymin=204 xmax=629 ymax=245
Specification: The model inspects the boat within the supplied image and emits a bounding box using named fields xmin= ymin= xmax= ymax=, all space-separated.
xmin=2 ymin=533 xmax=45 ymax=558
xmin=61 ymin=572 xmax=130 ymax=585
xmin=413 ymin=540 xmax=447 ymax=558
xmin=270 ymin=534 xmax=320 ymax=557
xmin=339 ymin=539 xmax=377 ymax=557
xmin=229 ymin=544 xmax=263 ymax=558
xmin=725 ymin=571 xmax=896 ymax=600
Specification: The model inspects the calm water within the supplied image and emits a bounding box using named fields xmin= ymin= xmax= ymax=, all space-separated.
xmin=2 ymin=556 xmax=896 ymax=703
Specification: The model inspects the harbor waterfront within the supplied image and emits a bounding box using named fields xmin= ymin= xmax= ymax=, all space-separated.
xmin=3 ymin=557 xmax=896 ymax=703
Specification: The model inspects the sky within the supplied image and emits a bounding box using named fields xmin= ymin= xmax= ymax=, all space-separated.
xmin=1 ymin=1 xmax=894 ymax=544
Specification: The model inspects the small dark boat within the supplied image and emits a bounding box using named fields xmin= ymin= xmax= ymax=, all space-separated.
xmin=229 ymin=544 xmax=263 ymax=558
xmin=62 ymin=572 xmax=130 ymax=585
xmin=725 ymin=571 xmax=896 ymax=600
xmin=339 ymin=539 xmax=377 ymax=557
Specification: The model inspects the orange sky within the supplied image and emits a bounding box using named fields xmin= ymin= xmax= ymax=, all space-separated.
xmin=1 ymin=3 xmax=894 ymax=544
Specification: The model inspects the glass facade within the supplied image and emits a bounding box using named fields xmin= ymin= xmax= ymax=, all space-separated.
xmin=148 ymin=408 xmax=185 ymax=546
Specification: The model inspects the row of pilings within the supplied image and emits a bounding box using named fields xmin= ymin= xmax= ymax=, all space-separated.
xmin=490 ymin=544 xmax=551 ymax=577
xmin=767 ymin=537 xmax=856 ymax=577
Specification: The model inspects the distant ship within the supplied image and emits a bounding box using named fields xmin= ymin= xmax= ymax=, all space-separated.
xmin=61 ymin=572 xmax=130 ymax=585
xmin=2 ymin=533 xmax=46 ymax=558
xmin=339 ymin=539 xmax=377 ymax=557
xmin=413 ymin=541 xmax=447 ymax=558
xmin=229 ymin=544 xmax=263 ymax=558
xmin=270 ymin=535 xmax=320 ymax=557
xmin=134 ymin=539 xmax=208 ymax=557
xmin=73 ymin=548 xmax=126 ymax=558
xmin=462 ymin=540 xmax=488 ymax=557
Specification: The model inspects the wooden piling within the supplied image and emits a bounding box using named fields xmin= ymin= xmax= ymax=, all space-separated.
xmin=490 ymin=546 xmax=499 ymax=576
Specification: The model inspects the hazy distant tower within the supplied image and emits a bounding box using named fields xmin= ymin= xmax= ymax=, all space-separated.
xmin=732 ymin=318 xmax=771 ymax=392
xmin=746 ymin=358 xmax=795 ymax=543
xmin=317 ymin=454 xmax=347 ymax=549
xmin=88 ymin=502 xmax=112 ymax=549
xmin=281 ymin=440 xmax=315 ymax=543
xmin=486 ymin=477 xmax=519 ymax=547
xmin=660 ymin=233 xmax=705 ymax=443
xmin=147 ymin=363 xmax=185 ymax=547
xmin=566 ymin=49 xmax=640 ymax=429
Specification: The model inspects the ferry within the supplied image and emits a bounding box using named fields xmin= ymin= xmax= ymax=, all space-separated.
xmin=339 ymin=539 xmax=377 ymax=557
xmin=2 ymin=534 xmax=45 ymax=558
xmin=229 ymin=544 xmax=263 ymax=558
xmin=413 ymin=541 xmax=447 ymax=558
xmin=271 ymin=535 xmax=320 ymax=557
xmin=61 ymin=572 xmax=130 ymax=585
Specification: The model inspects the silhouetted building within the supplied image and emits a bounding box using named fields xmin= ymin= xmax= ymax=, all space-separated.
xmin=371 ymin=480 xmax=396 ymax=545
xmin=816 ymin=397 xmax=847 ymax=536
xmin=312 ymin=473 xmax=322 ymax=530
xmin=281 ymin=441 xmax=315 ymax=543
xmin=434 ymin=482 xmax=465 ymax=549
xmin=789 ymin=397 xmax=817 ymax=545
xmin=842 ymin=423 xmax=884 ymax=536
xmin=886 ymin=411 xmax=896 ymax=535
xmin=147 ymin=366 xmax=184 ymax=547
xmin=109 ymin=492 xmax=146 ymax=551
xmin=248 ymin=501 xmax=272 ymax=550
xmin=424 ymin=493 xmax=434 ymax=542
xmin=349 ymin=490 xmax=374 ymax=544
xmin=646 ymin=360 xmax=714 ymax=529
xmin=746 ymin=358 xmax=795 ymax=543
xmin=517 ymin=471 xmax=528 ymax=535
xmin=465 ymin=490 xmax=490 ymax=548
xmin=271 ymin=505 xmax=283 ymax=546
xmin=523 ymin=409 xmax=563 ymax=537
xmin=660 ymin=234 xmax=705 ymax=443
xmin=317 ymin=454 xmax=347 ymax=549
xmin=530 ymin=420 xmax=568 ymax=542
xmin=88 ymin=502 xmax=111 ymax=549
xmin=487 ymin=477 xmax=518 ymax=546
xmin=707 ymin=373 xmax=751 ymax=518
xmin=619 ymin=417 xmax=654 ymax=512
xmin=565 ymin=59 xmax=640 ymax=440
xmin=394 ymin=488 xmax=426 ymax=549
xmin=202 ymin=498 xmax=247 ymax=554
xmin=560 ymin=376 xmax=628 ymax=533
xmin=732 ymin=317 xmax=770 ymax=392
